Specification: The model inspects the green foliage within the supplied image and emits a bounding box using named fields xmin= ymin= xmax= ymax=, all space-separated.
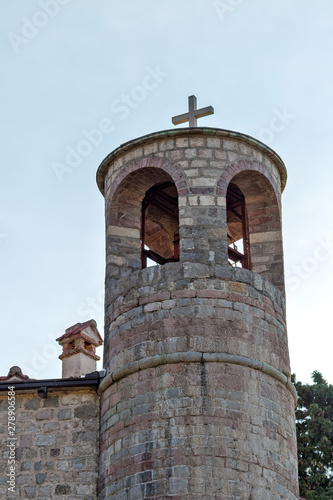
xmin=293 ymin=371 xmax=333 ymax=499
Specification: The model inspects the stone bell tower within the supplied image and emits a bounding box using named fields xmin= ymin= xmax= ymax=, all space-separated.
xmin=97 ymin=97 xmax=299 ymax=499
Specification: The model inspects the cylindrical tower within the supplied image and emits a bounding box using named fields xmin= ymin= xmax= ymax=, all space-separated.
xmin=97 ymin=128 xmax=299 ymax=499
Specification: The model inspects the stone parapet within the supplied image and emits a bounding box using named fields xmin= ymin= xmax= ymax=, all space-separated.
xmin=103 ymin=263 xmax=290 ymax=381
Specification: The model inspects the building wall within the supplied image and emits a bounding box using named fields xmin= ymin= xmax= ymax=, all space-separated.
xmin=0 ymin=389 xmax=99 ymax=499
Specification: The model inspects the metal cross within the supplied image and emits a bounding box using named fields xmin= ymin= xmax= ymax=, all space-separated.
xmin=172 ymin=95 xmax=214 ymax=127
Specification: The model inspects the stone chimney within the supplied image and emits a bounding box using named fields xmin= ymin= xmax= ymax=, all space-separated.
xmin=56 ymin=320 xmax=103 ymax=378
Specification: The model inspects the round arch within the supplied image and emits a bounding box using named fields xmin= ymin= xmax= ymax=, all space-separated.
xmin=105 ymin=156 xmax=189 ymax=276
xmin=219 ymin=161 xmax=285 ymax=290
xmin=216 ymin=159 xmax=282 ymax=212
xmin=107 ymin=155 xmax=190 ymax=204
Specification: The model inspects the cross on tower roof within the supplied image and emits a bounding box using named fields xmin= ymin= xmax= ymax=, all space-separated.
xmin=172 ymin=95 xmax=214 ymax=127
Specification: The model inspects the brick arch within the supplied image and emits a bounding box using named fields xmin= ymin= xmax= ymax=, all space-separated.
xmin=107 ymin=155 xmax=190 ymax=209
xmin=218 ymin=161 xmax=284 ymax=290
xmin=216 ymin=159 xmax=281 ymax=211
xmin=105 ymin=157 xmax=189 ymax=275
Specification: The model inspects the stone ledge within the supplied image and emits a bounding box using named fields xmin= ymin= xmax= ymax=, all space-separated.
xmin=98 ymin=351 xmax=297 ymax=404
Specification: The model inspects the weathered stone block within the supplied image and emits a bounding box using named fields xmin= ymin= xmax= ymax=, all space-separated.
xmin=58 ymin=408 xmax=72 ymax=420
xmin=24 ymin=398 xmax=40 ymax=410
xmin=36 ymin=473 xmax=47 ymax=484
xmin=24 ymin=486 xmax=36 ymax=498
xmin=74 ymin=404 xmax=98 ymax=419
xmin=33 ymin=435 xmax=54 ymax=446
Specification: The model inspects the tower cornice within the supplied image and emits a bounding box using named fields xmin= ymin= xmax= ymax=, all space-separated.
xmin=96 ymin=127 xmax=287 ymax=195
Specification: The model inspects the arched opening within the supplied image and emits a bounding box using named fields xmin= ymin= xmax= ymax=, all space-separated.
xmin=141 ymin=181 xmax=179 ymax=268
xmin=227 ymin=183 xmax=249 ymax=268
xmin=107 ymin=167 xmax=180 ymax=274
xmin=226 ymin=170 xmax=284 ymax=289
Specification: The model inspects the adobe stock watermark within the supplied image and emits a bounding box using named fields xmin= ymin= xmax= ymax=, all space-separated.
xmin=20 ymin=333 xmax=61 ymax=379
xmin=19 ymin=290 xmax=104 ymax=377
xmin=7 ymin=386 xmax=16 ymax=494
xmin=286 ymin=234 xmax=333 ymax=292
xmin=258 ymin=107 xmax=296 ymax=145
xmin=213 ymin=0 xmax=245 ymax=21
xmin=52 ymin=65 xmax=168 ymax=182
xmin=17 ymin=288 xmax=105 ymax=377
xmin=77 ymin=289 xmax=104 ymax=319
xmin=7 ymin=0 xmax=72 ymax=53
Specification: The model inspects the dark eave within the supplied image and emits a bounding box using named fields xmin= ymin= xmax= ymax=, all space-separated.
xmin=0 ymin=371 xmax=104 ymax=395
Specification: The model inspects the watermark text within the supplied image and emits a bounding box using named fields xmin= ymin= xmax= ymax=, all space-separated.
xmin=7 ymin=386 xmax=16 ymax=494
xmin=286 ymin=234 xmax=333 ymax=292
xmin=213 ymin=0 xmax=245 ymax=21
xmin=52 ymin=65 xmax=168 ymax=182
xmin=258 ymin=106 xmax=296 ymax=145
xmin=7 ymin=0 xmax=72 ymax=53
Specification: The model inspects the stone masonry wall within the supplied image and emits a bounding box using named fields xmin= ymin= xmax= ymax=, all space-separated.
xmin=99 ymin=129 xmax=286 ymax=289
xmin=0 ymin=389 xmax=99 ymax=500
xmin=99 ymin=264 xmax=298 ymax=499
xmin=104 ymin=264 xmax=290 ymax=377
xmin=99 ymin=362 xmax=298 ymax=499
xmin=97 ymin=129 xmax=298 ymax=498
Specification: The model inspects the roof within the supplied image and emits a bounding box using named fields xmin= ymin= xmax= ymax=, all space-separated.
xmin=56 ymin=319 xmax=103 ymax=345
xmin=0 ymin=370 xmax=104 ymax=393
xmin=0 ymin=366 xmax=34 ymax=382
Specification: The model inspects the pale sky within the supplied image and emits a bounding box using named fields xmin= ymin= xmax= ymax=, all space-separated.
xmin=1 ymin=1 xmax=332 ymax=384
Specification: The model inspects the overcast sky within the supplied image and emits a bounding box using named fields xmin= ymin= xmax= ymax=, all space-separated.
xmin=1 ymin=1 xmax=332 ymax=384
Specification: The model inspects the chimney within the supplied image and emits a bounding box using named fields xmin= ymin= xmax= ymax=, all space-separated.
xmin=56 ymin=320 xmax=103 ymax=378
xmin=0 ymin=366 xmax=32 ymax=382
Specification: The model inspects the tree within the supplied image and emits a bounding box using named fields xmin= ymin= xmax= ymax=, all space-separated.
xmin=293 ymin=371 xmax=333 ymax=499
